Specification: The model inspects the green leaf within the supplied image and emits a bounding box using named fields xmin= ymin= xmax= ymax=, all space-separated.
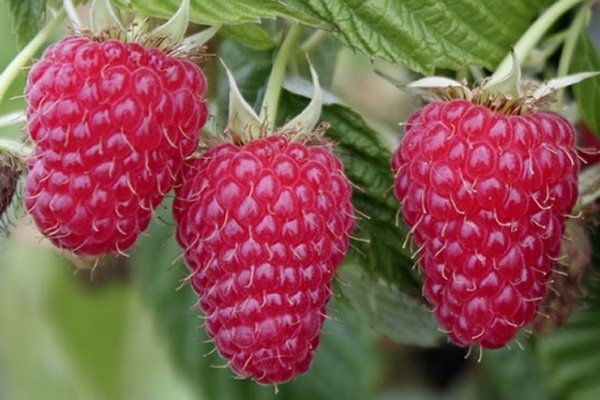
xmin=46 ymin=267 xmax=130 ymax=400
xmin=340 ymin=263 xmax=443 ymax=347
xmin=570 ymin=32 xmax=600 ymax=137
xmin=113 ymin=0 xmax=324 ymax=27
xmin=217 ymin=40 xmax=275 ymax=122
xmin=537 ymin=304 xmax=600 ymax=400
xmin=281 ymin=0 xmax=554 ymax=74
xmin=131 ymin=205 xmax=380 ymax=400
xmin=0 ymin=239 xmax=96 ymax=399
xmin=6 ymin=0 xmax=46 ymax=48
xmin=481 ymin=338 xmax=552 ymax=400
xmin=0 ymin=233 xmax=205 ymax=400
xmin=220 ymin=24 xmax=277 ymax=50
xmin=114 ymin=0 xmax=552 ymax=74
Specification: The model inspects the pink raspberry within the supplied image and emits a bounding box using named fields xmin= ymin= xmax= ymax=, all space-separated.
xmin=392 ymin=99 xmax=579 ymax=348
xmin=24 ymin=35 xmax=208 ymax=255
xmin=174 ymin=135 xmax=355 ymax=384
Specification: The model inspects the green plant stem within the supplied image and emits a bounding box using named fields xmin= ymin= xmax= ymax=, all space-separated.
xmin=63 ymin=0 xmax=82 ymax=29
xmin=259 ymin=23 xmax=303 ymax=130
xmin=491 ymin=0 xmax=586 ymax=81
xmin=0 ymin=10 xmax=66 ymax=104
xmin=300 ymin=29 xmax=328 ymax=54
xmin=555 ymin=2 xmax=591 ymax=106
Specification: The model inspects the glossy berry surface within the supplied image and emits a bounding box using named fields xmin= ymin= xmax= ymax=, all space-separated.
xmin=174 ymin=135 xmax=355 ymax=384
xmin=392 ymin=99 xmax=579 ymax=348
xmin=24 ymin=35 xmax=208 ymax=255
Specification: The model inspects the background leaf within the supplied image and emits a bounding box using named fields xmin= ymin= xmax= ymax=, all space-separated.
xmin=0 ymin=229 xmax=198 ymax=399
xmin=340 ymin=263 xmax=443 ymax=347
xmin=570 ymin=32 xmax=600 ymax=137
xmin=6 ymin=0 xmax=46 ymax=48
xmin=282 ymin=0 xmax=556 ymax=74
xmin=219 ymin=24 xmax=278 ymax=50
xmin=481 ymin=339 xmax=552 ymax=400
xmin=113 ymin=0 xmax=554 ymax=75
xmin=534 ymin=227 xmax=600 ymax=400
xmin=537 ymin=305 xmax=600 ymax=400
xmin=111 ymin=0 xmax=325 ymax=27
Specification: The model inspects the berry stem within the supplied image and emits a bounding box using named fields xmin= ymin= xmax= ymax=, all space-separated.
xmin=259 ymin=23 xmax=304 ymax=131
xmin=490 ymin=0 xmax=586 ymax=82
xmin=63 ymin=0 xmax=83 ymax=29
xmin=0 ymin=9 xmax=66 ymax=103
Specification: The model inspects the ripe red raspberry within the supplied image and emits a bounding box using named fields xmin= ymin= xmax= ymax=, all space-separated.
xmin=392 ymin=99 xmax=579 ymax=348
xmin=174 ymin=135 xmax=355 ymax=384
xmin=24 ymin=35 xmax=208 ymax=255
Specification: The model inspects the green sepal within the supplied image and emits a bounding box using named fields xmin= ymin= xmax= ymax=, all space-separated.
xmin=281 ymin=59 xmax=322 ymax=137
xmin=90 ymin=0 xmax=124 ymax=33
xmin=221 ymin=60 xmax=264 ymax=144
xmin=149 ymin=0 xmax=190 ymax=46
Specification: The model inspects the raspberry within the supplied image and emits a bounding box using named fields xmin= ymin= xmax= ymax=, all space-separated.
xmin=174 ymin=135 xmax=355 ymax=384
xmin=392 ymin=99 xmax=579 ymax=348
xmin=24 ymin=35 xmax=208 ymax=255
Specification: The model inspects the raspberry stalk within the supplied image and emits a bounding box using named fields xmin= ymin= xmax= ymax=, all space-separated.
xmin=490 ymin=0 xmax=587 ymax=83
xmin=259 ymin=23 xmax=303 ymax=132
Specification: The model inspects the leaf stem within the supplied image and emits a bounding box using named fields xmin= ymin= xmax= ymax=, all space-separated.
xmin=63 ymin=0 xmax=83 ymax=29
xmin=300 ymin=29 xmax=328 ymax=54
xmin=259 ymin=23 xmax=303 ymax=131
xmin=0 ymin=9 xmax=66 ymax=103
xmin=491 ymin=0 xmax=586 ymax=81
xmin=555 ymin=2 xmax=591 ymax=106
